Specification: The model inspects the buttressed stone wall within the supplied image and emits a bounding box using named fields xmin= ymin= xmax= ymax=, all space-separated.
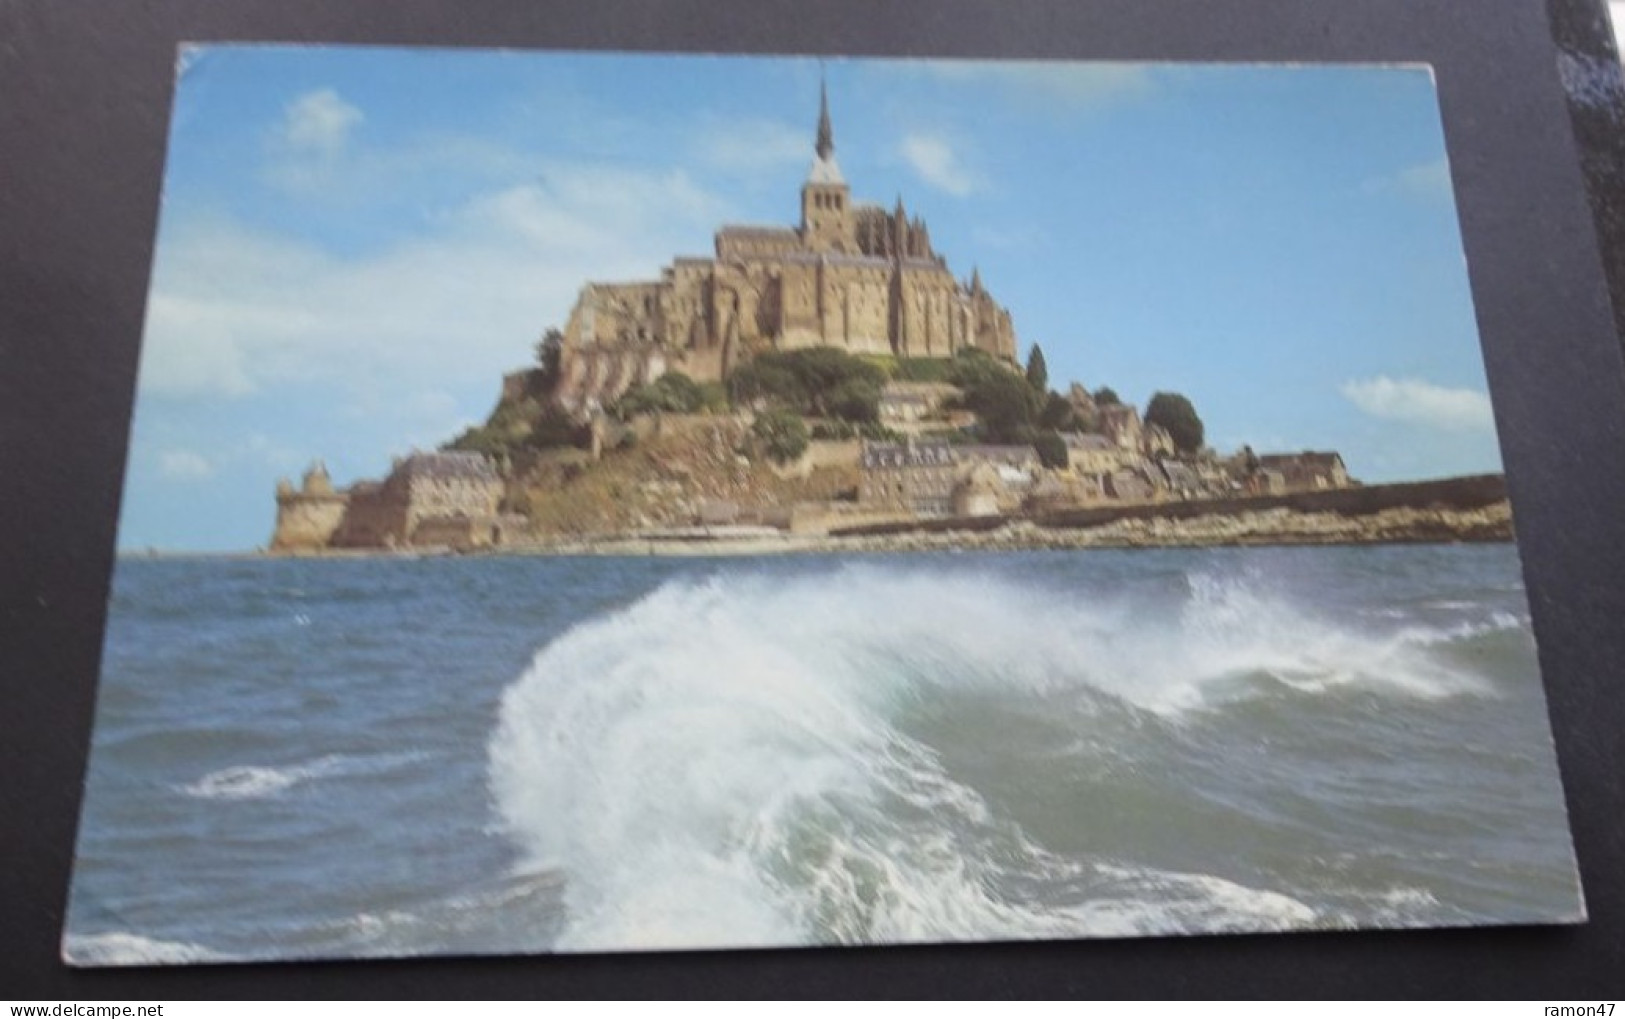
xmin=555 ymin=83 xmax=1019 ymax=412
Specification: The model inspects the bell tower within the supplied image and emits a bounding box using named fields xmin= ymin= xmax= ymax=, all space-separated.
xmin=800 ymin=78 xmax=855 ymax=253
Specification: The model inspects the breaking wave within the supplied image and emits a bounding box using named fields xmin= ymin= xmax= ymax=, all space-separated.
xmin=487 ymin=565 xmax=1506 ymax=951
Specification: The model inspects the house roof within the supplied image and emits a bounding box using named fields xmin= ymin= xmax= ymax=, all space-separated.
xmin=860 ymin=440 xmax=956 ymax=470
xmin=717 ymin=225 xmax=799 ymax=240
xmin=958 ymin=444 xmax=1037 ymax=464
xmin=394 ymin=451 xmax=500 ymax=483
xmin=1161 ymin=462 xmax=1202 ymax=487
xmin=1062 ymin=433 xmax=1114 ymax=451
xmin=1258 ymin=451 xmax=1345 ymax=470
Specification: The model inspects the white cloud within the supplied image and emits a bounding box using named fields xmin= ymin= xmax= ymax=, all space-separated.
xmin=138 ymin=159 xmax=731 ymax=403
xmin=278 ymin=88 xmax=363 ymax=152
xmin=898 ymin=134 xmax=978 ymax=197
xmin=694 ymin=117 xmax=808 ymax=175
xmin=906 ymin=60 xmax=1153 ymax=109
xmin=158 ymin=449 xmax=214 ymax=480
xmin=264 ymin=89 xmax=372 ymax=197
xmin=1340 ymin=376 xmax=1494 ymax=432
xmin=263 ymin=128 xmax=530 ymax=199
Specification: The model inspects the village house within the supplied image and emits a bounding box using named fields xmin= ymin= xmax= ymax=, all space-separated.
xmin=1104 ymin=467 xmax=1157 ymax=502
xmin=878 ymin=381 xmax=961 ymax=431
xmin=958 ymin=444 xmax=1039 ymax=495
xmin=1062 ymin=432 xmax=1126 ymax=477
xmin=1024 ymin=472 xmax=1084 ymax=513
xmin=1097 ymin=403 xmax=1143 ymax=451
xmin=1257 ymin=451 xmax=1352 ymax=492
xmin=858 ymin=438 xmax=959 ymax=516
xmin=1157 ymin=460 xmax=1208 ymax=500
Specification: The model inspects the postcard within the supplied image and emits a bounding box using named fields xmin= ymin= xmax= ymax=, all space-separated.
xmin=63 ymin=47 xmax=1584 ymax=965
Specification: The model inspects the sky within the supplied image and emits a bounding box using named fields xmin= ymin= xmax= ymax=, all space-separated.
xmin=120 ymin=47 xmax=1504 ymax=552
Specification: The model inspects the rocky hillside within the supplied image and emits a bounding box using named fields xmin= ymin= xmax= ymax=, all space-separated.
xmin=507 ymin=414 xmax=858 ymax=537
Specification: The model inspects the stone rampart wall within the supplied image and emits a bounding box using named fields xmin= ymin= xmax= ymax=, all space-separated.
xmin=832 ymin=474 xmax=1509 ymax=537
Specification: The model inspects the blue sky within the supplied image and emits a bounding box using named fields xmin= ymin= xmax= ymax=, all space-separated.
xmin=121 ymin=47 xmax=1502 ymax=551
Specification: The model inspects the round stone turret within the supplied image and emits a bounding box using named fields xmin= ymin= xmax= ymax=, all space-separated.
xmin=302 ymin=461 xmax=334 ymax=496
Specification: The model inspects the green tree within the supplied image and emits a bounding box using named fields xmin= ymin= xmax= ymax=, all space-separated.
xmin=444 ymin=425 xmax=512 ymax=459
xmin=612 ymin=372 xmax=706 ymax=418
xmin=729 ymin=358 xmax=807 ymax=409
xmin=962 ymin=370 xmax=1040 ymax=443
xmin=1033 ymin=431 xmax=1069 ymax=469
xmin=1025 ymin=344 xmax=1049 ymax=392
xmin=827 ymin=378 xmax=881 ymax=423
xmin=894 ymin=357 xmax=953 ymax=383
xmin=1144 ymin=391 xmax=1205 ymax=453
xmin=697 ymin=381 xmax=730 ymax=413
xmin=752 ymin=409 xmax=810 ymax=464
xmin=1038 ymin=391 xmax=1076 ymax=431
xmin=947 ymin=346 xmax=1011 ymax=389
xmin=1093 ymin=386 xmax=1121 ymax=407
xmin=527 ymin=406 xmax=590 ymax=450
xmin=534 ymin=328 xmax=564 ymax=384
xmin=729 ymin=347 xmax=887 ymax=418
xmin=788 ymin=348 xmax=886 ymax=415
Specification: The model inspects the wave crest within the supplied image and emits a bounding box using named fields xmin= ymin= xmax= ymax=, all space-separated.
xmin=487 ymin=564 xmax=1502 ymax=950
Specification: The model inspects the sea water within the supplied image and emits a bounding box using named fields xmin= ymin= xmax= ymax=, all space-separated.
xmin=62 ymin=544 xmax=1583 ymax=964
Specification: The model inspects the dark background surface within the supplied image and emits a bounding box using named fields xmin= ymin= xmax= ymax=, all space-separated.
xmin=4 ymin=0 xmax=1624 ymax=998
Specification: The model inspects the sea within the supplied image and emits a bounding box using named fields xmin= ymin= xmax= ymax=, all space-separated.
xmin=62 ymin=544 xmax=1584 ymax=965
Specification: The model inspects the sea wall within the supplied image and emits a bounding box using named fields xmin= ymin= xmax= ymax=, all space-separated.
xmin=830 ymin=474 xmax=1510 ymax=540
xmin=501 ymin=500 xmax=1512 ymax=557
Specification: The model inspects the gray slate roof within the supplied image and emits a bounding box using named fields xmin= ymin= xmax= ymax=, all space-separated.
xmin=396 ymin=451 xmax=500 ymax=482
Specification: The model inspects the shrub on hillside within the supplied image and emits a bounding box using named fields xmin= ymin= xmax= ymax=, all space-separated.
xmin=751 ymin=408 xmax=810 ymax=464
xmin=612 ymin=372 xmax=710 ymax=418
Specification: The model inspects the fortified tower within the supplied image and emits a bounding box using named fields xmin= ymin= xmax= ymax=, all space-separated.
xmin=271 ymin=461 xmax=349 ymax=551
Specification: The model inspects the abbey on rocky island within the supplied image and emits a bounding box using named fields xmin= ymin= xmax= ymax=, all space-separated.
xmin=553 ymin=83 xmax=1018 ymax=413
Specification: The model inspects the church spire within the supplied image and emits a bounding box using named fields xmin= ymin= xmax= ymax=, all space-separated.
xmin=815 ymin=76 xmax=834 ymax=161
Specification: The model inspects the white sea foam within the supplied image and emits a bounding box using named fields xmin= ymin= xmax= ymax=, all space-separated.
xmin=177 ymin=750 xmax=431 ymax=801
xmin=487 ymin=566 xmax=1482 ymax=951
xmin=179 ymin=755 xmax=347 ymax=800
xmin=1144 ymin=571 xmax=1499 ymax=708
xmin=62 ymin=931 xmax=219 ymax=967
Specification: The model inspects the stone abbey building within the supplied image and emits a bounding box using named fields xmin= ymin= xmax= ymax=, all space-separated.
xmin=554 ymin=84 xmax=1018 ymax=412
